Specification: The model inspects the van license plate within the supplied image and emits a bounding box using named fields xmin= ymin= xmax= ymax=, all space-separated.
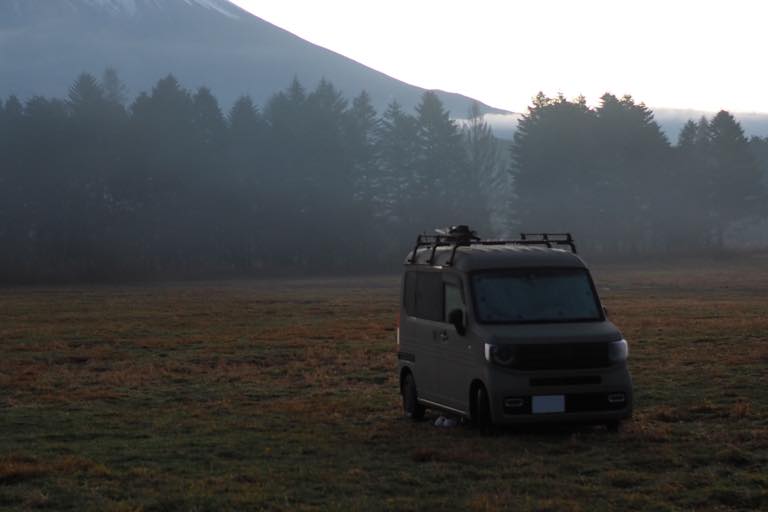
xmin=532 ymin=395 xmax=565 ymax=414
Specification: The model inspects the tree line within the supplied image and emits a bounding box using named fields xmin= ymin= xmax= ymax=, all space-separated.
xmin=0 ymin=72 xmax=766 ymax=282
xmin=0 ymin=71 xmax=495 ymax=282
xmin=513 ymin=93 xmax=767 ymax=254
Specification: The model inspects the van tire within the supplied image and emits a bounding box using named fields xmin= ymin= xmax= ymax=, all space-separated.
xmin=402 ymin=373 xmax=425 ymax=420
xmin=472 ymin=385 xmax=492 ymax=430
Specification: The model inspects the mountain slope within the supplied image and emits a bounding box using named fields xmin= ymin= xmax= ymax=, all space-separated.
xmin=0 ymin=0 xmax=507 ymax=115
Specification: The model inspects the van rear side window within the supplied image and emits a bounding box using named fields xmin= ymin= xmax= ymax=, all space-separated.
xmin=404 ymin=271 xmax=442 ymax=321
xmin=444 ymin=282 xmax=463 ymax=320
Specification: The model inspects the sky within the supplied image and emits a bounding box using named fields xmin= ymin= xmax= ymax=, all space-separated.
xmin=230 ymin=0 xmax=768 ymax=114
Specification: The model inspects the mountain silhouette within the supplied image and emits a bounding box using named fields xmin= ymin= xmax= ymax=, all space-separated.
xmin=0 ymin=0 xmax=508 ymax=115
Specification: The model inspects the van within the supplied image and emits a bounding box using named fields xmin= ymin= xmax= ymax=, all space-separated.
xmin=397 ymin=226 xmax=633 ymax=429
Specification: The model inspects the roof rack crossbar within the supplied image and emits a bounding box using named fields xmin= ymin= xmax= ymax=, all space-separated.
xmin=428 ymin=240 xmax=441 ymax=265
xmin=407 ymin=230 xmax=577 ymax=267
xmin=407 ymin=234 xmax=453 ymax=265
xmin=447 ymin=243 xmax=463 ymax=266
xmin=519 ymin=233 xmax=576 ymax=253
xmin=408 ymin=235 xmax=423 ymax=263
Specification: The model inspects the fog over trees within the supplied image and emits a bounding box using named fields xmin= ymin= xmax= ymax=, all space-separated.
xmin=0 ymin=72 xmax=766 ymax=282
xmin=513 ymin=94 xmax=767 ymax=253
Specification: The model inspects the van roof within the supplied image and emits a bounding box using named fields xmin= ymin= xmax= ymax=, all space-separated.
xmin=405 ymin=244 xmax=586 ymax=272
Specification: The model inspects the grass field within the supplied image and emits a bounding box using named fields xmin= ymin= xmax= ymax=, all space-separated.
xmin=1 ymin=256 xmax=767 ymax=511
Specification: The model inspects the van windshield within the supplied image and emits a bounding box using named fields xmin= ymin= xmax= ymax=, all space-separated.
xmin=471 ymin=268 xmax=602 ymax=324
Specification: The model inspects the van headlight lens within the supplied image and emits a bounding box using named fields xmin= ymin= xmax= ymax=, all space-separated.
xmin=608 ymin=339 xmax=628 ymax=363
xmin=484 ymin=343 xmax=516 ymax=367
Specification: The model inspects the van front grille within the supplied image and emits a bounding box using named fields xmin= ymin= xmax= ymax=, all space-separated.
xmin=514 ymin=342 xmax=611 ymax=370
xmin=530 ymin=375 xmax=601 ymax=386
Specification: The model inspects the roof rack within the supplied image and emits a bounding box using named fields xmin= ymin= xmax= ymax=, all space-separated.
xmin=407 ymin=227 xmax=577 ymax=267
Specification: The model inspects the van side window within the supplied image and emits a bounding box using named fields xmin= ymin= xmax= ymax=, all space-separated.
xmin=403 ymin=272 xmax=417 ymax=316
xmin=444 ymin=282 xmax=464 ymax=321
xmin=404 ymin=271 xmax=443 ymax=321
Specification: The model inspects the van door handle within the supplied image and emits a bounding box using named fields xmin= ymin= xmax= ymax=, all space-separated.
xmin=439 ymin=331 xmax=449 ymax=341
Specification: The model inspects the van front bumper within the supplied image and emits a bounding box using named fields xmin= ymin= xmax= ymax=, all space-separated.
xmin=485 ymin=365 xmax=633 ymax=425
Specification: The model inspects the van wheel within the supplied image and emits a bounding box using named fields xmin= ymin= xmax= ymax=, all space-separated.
xmin=472 ymin=385 xmax=492 ymax=430
xmin=402 ymin=373 xmax=425 ymax=420
xmin=605 ymin=420 xmax=622 ymax=433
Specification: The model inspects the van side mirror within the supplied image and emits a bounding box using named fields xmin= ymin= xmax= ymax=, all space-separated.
xmin=448 ymin=309 xmax=466 ymax=336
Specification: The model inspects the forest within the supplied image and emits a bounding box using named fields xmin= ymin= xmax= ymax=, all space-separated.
xmin=0 ymin=71 xmax=766 ymax=282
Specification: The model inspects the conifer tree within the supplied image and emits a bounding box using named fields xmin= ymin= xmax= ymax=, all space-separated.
xmin=225 ymin=95 xmax=267 ymax=270
xmin=595 ymin=94 xmax=670 ymax=252
xmin=707 ymin=111 xmax=765 ymax=245
xmin=345 ymin=91 xmax=379 ymax=204
xmin=376 ymin=100 xmax=419 ymax=227
xmin=748 ymin=136 xmax=768 ymax=188
xmin=228 ymin=96 xmax=262 ymax=136
xmin=68 ymin=73 xmax=105 ymax=115
xmin=672 ymin=120 xmax=710 ymax=249
xmin=512 ymin=93 xmax=599 ymax=243
xmin=101 ymin=67 xmax=128 ymax=107
xmin=677 ymin=120 xmax=697 ymax=148
xmin=414 ymin=91 xmax=473 ymax=230
xmin=192 ymin=87 xmax=226 ymax=148
xmin=463 ymin=101 xmax=502 ymax=235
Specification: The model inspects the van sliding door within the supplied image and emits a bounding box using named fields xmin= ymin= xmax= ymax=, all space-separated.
xmin=439 ymin=277 xmax=470 ymax=412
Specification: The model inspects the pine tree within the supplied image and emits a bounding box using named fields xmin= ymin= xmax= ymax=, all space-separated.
xmin=376 ymin=100 xmax=419 ymax=225
xmin=464 ymin=101 xmax=498 ymax=185
xmin=304 ymin=78 xmax=351 ymax=211
xmin=287 ymin=76 xmax=306 ymax=104
xmin=678 ymin=120 xmax=697 ymax=148
xmin=414 ymin=91 xmax=474 ymax=230
xmin=673 ymin=119 xmax=711 ymax=249
xmin=512 ymin=93 xmax=599 ymax=243
xmin=125 ymin=75 xmax=197 ymax=274
xmin=305 ymin=79 xmax=368 ymax=269
xmin=594 ymin=93 xmax=670 ymax=252
xmin=66 ymin=74 xmax=131 ymax=277
xmin=11 ymin=96 xmax=75 ymax=280
xmin=228 ymin=96 xmax=262 ymax=137
xmin=707 ymin=111 xmax=765 ymax=245
xmin=463 ymin=101 xmax=502 ymax=235
xmin=226 ymin=95 xmax=267 ymax=271
xmin=345 ymin=91 xmax=379 ymax=204
xmin=262 ymin=80 xmax=309 ymax=267
xmin=227 ymin=95 xmax=266 ymax=184
xmin=101 ymin=67 xmax=128 ymax=106
xmin=192 ymin=87 xmax=226 ymax=150
xmin=748 ymin=136 xmax=768 ymax=188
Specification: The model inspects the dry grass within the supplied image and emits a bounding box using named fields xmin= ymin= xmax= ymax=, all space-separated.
xmin=0 ymin=260 xmax=766 ymax=510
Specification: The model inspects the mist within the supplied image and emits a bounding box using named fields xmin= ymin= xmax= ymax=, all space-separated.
xmin=1 ymin=72 xmax=766 ymax=283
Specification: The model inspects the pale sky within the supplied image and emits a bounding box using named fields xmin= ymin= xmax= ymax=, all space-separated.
xmin=230 ymin=0 xmax=768 ymax=114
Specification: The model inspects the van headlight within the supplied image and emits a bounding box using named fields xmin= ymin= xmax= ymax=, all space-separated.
xmin=484 ymin=343 xmax=516 ymax=367
xmin=608 ymin=339 xmax=628 ymax=363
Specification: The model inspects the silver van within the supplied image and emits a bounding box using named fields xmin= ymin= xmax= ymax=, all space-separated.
xmin=397 ymin=226 xmax=633 ymax=429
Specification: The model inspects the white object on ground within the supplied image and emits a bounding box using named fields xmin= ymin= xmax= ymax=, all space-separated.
xmin=434 ymin=416 xmax=458 ymax=428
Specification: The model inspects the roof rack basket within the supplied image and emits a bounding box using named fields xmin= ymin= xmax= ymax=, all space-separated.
xmin=407 ymin=227 xmax=577 ymax=267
